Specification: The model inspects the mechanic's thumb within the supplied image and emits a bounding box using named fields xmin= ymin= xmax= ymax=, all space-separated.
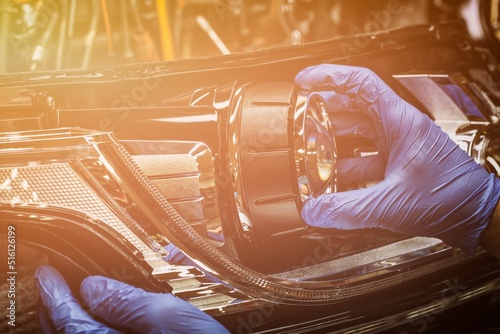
xmin=81 ymin=276 xmax=230 ymax=333
xmin=301 ymin=182 xmax=388 ymax=231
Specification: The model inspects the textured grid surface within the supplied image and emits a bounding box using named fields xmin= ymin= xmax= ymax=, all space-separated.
xmin=0 ymin=163 xmax=155 ymax=258
xmin=271 ymin=237 xmax=442 ymax=280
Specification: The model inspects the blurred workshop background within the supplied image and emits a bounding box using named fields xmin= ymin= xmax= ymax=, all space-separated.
xmin=1 ymin=0 xmax=497 ymax=73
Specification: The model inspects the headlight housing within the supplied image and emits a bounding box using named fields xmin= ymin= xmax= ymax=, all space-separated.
xmin=228 ymin=82 xmax=337 ymax=239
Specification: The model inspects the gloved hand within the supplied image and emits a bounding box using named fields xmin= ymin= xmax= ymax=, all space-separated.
xmin=295 ymin=64 xmax=500 ymax=255
xmin=34 ymin=265 xmax=229 ymax=334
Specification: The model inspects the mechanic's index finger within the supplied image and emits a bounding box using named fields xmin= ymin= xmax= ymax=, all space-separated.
xmin=295 ymin=64 xmax=381 ymax=94
xmin=34 ymin=266 xmax=120 ymax=334
xmin=295 ymin=64 xmax=394 ymax=112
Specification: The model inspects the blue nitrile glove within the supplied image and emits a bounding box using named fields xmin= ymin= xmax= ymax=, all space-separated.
xmin=295 ymin=64 xmax=500 ymax=255
xmin=34 ymin=265 xmax=229 ymax=334
xmin=164 ymin=241 xmax=224 ymax=284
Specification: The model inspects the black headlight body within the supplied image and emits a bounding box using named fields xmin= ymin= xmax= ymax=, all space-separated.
xmin=2 ymin=23 xmax=500 ymax=333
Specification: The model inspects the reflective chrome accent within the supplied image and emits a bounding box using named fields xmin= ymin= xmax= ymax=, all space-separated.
xmin=122 ymin=140 xmax=224 ymax=244
xmin=270 ymin=237 xmax=444 ymax=282
xmin=394 ymin=73 xmax=499 ymax=172
xmin=294 ymin=91 xmax=337 ymax=198
xmin=228 ymin=82 xmax=336 ymax=239
xmin=227 ymin=84 xmax=253 ymax=234
xmin=471 ymin=123 xmax=500 ymax=176
xmin=394 ymin=74 xmax=489 ymax=136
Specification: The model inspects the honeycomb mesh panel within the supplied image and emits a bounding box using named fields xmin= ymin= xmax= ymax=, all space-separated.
xmin=0 ymin=163 xmax=155 ymax=257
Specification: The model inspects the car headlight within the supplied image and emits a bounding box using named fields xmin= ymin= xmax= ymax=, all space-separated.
xmin=228 ymin=82 xmax=336 ymax=240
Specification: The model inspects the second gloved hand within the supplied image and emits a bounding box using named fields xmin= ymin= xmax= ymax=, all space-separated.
xmin=295 ymin=64 xmax=500 ymax=255
xmin=35 ymin=265 xmax=229 ymax=333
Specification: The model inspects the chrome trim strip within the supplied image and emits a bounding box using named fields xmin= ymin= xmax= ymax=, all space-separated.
xmin=270 ymin=237 xmax=444 ymax=282
xmin=125 ymin=140 xmax=224 ymax=243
